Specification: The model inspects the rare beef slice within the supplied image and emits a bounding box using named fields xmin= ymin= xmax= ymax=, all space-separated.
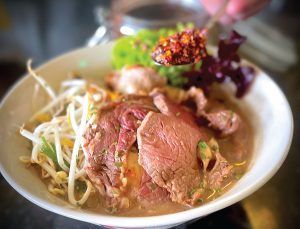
xmin=137 ymin=112 xmax=207 ymax=205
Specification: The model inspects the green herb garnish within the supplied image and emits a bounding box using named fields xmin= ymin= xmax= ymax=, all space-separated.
xmin=197 ymin=198 xmax=204 ymax=203
xmin=198 ymin=140 xmax=208 ymax=160
xmin=114 ymin=161 xmax=123 ymax=168
xmin=189 ymin=182 xmax=205 ymax=198
xmin=101 ymin=149 xmax=108 ymax=155
xmin=107 ymin=206 xmax=118 ymax=213
xmin=40 ymin=136 xmax=69 ymax=169
xmin=215 ymin=188 xmax=222 ymax=194
xmin=189 ymin=188 xmax=197 ymax=198
xmin=111 ymin=188 xmax=120 ymax=195
xmin=90 ymin=105 xmax=98 ymax=115
xmin=41 ymin=136 xmax=59 ymax=168
xmin=112 ymin=141 xmax=117 ymax=146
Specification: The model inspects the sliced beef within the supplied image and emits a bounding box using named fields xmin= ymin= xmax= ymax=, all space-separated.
xmin=84 ymin=104 xmax=120 ymax=190
xmin=184 ymin=88 xmax=240 ymax=136
xmin=138 ymin=171 xmax=170 ymax=204
xmin=186 ymin=87 xmax=207 ymax=116
xmin=152 ymin=92 xmax=197 ymax=127
xmin=206 ymin=153 xmax=233 ymax=189
xmin=151 ymin=86 xmax=207 ymax=110
xmin=205 ymin=110 xmax=240 ymax=137
xmin=137 ymin=112 xmax=207 ymax=205
xmin=152 ymin=86 xmax=241 ymax=137
xmin=84 ymin=96 xmax=157 ymax=208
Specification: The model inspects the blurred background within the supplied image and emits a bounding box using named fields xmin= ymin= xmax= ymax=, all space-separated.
xmin=0 ymin=0 xmax=299 ymax=228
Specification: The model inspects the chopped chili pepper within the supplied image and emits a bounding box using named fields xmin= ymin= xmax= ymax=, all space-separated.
xmin=152 ymin=29 xmax=207 ymax=66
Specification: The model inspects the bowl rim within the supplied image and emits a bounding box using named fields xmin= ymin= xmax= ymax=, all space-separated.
xmin=0 ymin=44 xmax=294 ymax=228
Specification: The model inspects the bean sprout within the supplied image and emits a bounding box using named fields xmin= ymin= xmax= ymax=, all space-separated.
xmin=54 ymin=128 xmax=69 ymax=171
xmin=68 ymin=94 xmax=89 ymax=205
xmin=27 ymin=60 xmax=56 ymax=100
xmin=19 ymin=64 xmax=104 ymax=207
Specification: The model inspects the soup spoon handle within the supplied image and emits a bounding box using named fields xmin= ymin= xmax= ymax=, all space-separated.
xmin=204 ymin=0 xmax=230 ymax=32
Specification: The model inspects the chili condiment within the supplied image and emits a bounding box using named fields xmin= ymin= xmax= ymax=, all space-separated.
xmin=152 ymin=29 xmax=207 ymax=66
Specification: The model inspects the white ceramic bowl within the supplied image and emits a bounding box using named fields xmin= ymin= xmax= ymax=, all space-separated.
xmin=0 ymin=43 xmax=293 ymax=229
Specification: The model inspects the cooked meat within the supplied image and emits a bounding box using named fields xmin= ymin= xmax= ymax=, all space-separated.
xmin=152 ymin=92 xmax=197 ymax=127
xmin=138 ymin=171 xmax=170 ymax=204
xmin=206 ymin=153 xmax=233 ymax=189
xmin=150 ymin=86 xmax=188 ymax=103
xmin=150 ymin=86 xmax=207 ymax=111
xmin=205 ymin=110 xmax=240 ymax=136
xmin=84 ymin=96 xmax=157 ymax=208
xmin=82 ymin=83 xmax=249 ymax=213
xmin=186 ymin=87 xmax=207 ymax=116
xmin=84 ymin=104 xmax=120 ymax=191
xmin=106 ymin=66 xmax=166 ymax=95
xmin=137 ymin=112 xmax=207 ymax=205
xmin=152 ymin=87 xmax=239 ymax=137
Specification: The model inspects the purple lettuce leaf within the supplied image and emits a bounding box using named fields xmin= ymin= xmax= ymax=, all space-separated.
xmin=184 ymin=30 xmax=255 ymax=98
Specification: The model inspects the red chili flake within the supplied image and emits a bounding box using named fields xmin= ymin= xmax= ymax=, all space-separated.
xmin=152 ymin=29 xmax=207 ymax=66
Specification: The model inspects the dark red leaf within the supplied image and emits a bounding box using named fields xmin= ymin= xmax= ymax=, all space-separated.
xmin=184 ymin=30 xmax=255 ymax=98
